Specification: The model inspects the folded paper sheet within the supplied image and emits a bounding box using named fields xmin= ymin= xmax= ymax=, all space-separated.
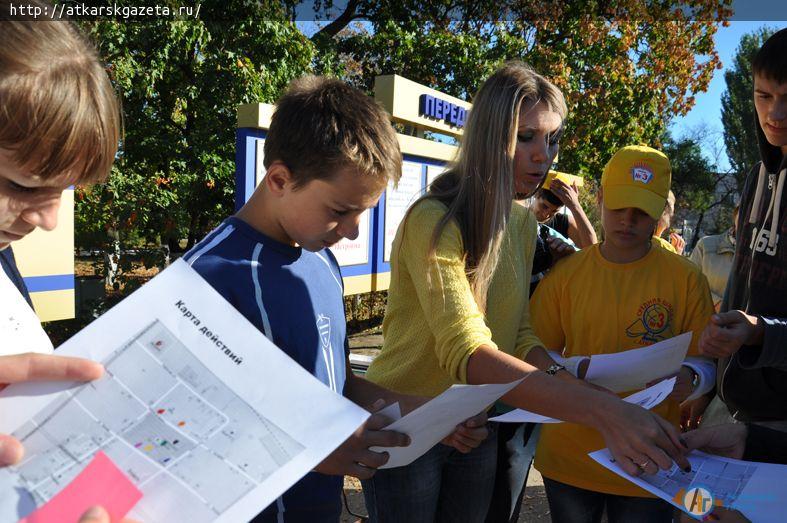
xmin=372 ymin=380 xmax=523 ymax=469
xmin=584 ymin=332 xmax=692 ymax=392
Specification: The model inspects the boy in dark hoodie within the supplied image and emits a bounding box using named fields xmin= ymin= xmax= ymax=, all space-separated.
xmin=699 ymin=28 xmax=787 ymax=441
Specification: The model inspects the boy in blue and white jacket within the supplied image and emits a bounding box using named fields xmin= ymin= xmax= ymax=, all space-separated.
xmin=186 ymin=76 xmax=488 ymax=522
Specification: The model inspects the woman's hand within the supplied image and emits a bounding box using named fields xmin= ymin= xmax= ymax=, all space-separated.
xmin=593 ymin=397 xmax=690 ymax=477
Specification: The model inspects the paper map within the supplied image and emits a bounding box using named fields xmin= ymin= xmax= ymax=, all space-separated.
xmin=0 ymin=260 xmax=369 ymax=522
xmin=590 ymin=449 xmax=786 ymax=521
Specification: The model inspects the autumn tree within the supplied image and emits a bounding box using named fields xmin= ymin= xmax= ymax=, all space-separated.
xmin=74 ymin=0 xmax=731 ymax=251
xmin=311 ymin=0 xmax=729 ymax=178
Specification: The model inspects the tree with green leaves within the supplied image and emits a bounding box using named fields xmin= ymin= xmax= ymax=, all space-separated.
xmin=721 ymin=27 xmax=775 ymax=190
xmin=311 ymin=0 xmax=728 ymax=178
xmin=76 ymin=7 xmax=317 ymax=251
xmin=74 ymin=0 xmax=730 ymax=253
xmin=661 ymin=130 xmax=737 ymax=246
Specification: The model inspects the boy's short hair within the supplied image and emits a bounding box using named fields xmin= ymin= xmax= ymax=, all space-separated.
xmin=0 ymin=0 xmax=121 ymax=184
xmin=753 ymin=28 xmax=787 ymax=84
xmin=264 ymin=75 xmax=402 ymax=188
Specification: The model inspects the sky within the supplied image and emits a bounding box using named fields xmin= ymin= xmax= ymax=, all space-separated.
xmin=669 ymin=20 xmax=786 ymax=171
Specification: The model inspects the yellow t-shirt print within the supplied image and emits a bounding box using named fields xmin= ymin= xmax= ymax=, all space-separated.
xmin=625 ymin=297 xmax=675 ymax=344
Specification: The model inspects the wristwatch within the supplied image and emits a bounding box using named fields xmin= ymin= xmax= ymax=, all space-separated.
xmin=546 ymin=363 xmax=567 ymax=376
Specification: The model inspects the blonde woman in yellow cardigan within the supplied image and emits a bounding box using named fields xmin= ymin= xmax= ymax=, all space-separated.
xmin=361 ymin=62 xmax=691 ymax=523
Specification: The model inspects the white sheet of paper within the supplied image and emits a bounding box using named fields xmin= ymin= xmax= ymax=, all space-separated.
xmin=584 ymin=332 xmax=692 ymax=392
xmin=0 ymin=260 xmax=370 ymax=523
xmin=0 ymin=267 xmax=53 ymax=356
xmin=489 ymin=377 xmax=676 ymax=424
xmin=489 ymin=408 xmax=560 ymax=424
xmin=372 ymin=380 xmax=523 ymax=469
xmin=619 ymin=376 xmax=676 ymax=410
xmin=589 ymin=448 xmax=787 ymax=521
xmin=377 ymin=402 xmax=402 ymax=423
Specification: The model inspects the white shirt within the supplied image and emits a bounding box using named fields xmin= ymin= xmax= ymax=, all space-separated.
xmin=0 ymin=268 xmax=53 ymax=356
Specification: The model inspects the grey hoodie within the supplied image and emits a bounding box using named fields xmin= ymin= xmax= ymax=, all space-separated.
xmin=718 ymin=114 xmax=787 ymax=422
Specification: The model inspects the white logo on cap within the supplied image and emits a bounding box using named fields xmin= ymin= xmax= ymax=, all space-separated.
xmin=631 ymin=164 xmax=653 ymax=184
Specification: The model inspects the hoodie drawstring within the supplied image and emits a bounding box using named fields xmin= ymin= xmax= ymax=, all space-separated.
xmin=749 ymin=163 xmax=767 ymax=224
xmin=748 ymin=162 xmax=786 ymax=249
xmin=769 ymin=169 xmax=786 ymax=249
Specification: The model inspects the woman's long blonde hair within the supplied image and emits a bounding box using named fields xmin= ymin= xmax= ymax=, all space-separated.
xmin=423 ymin=62 xmax=567 ymax=311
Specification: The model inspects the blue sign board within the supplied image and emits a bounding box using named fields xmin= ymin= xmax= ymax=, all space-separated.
xmin=418 ymin=94 xmax=467 ymax=128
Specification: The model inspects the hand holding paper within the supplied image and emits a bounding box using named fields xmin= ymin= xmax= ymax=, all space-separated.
xmin=440 ymin=411 xmax=489 ymax=454
xmin=371 ymin=380 xmax=522 ymax=469
xmin=589 ymin=448 xmax=786 ymax=521
xmin=315 ymin=399 xmax=410 ymax=479
xmin=0 ymin=261 xmax=371 ymax=522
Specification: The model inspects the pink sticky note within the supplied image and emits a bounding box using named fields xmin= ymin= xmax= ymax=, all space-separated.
xmin=20 ymin=451 xmax=143 ymax=523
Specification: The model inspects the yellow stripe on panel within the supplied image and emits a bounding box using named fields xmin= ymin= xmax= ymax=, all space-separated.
xmin=373 ymin=272 xmax=391 ymax=292
xmin=32 ymin=290 xmax=76 ymax=323
xmin=342 ymin=274 xmax=374 ymax=296
xmin=13 ymin=189 xmax=75 ymax=277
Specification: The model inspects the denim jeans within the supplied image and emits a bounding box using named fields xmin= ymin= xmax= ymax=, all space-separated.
xmin=361 ymin=423 xmax=497 ymax=523
xmin=485 ymin=422 xmax=541 ymax=523
xmin=543 ymin=477 xmax=673 ymax=523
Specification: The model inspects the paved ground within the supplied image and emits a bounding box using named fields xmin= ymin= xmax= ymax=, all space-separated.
xmin=340 ymin=469 xmax=550 ymax=522
xmin=343 ymin=330 xmax=552 ymax=522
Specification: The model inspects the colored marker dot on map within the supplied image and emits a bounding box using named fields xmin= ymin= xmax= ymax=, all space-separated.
xmin=157 ymin=409 xmax=165 ymax=414
xmin=178 ymin=421 xmax=186 ymax=427
xmin=134 ymin=442 xmax=142 ymax=448
xmin=144 ymin=444 xmax=153 ymax=451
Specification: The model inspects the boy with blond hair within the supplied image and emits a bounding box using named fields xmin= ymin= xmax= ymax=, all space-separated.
xmin=530 ymin=146 xmax=716 ymax=522
xmin=185 ymin=76 xmax=487 ymax=522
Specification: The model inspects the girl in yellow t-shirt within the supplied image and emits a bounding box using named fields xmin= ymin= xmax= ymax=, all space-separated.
xmin=530 ymin=146 xmax=716 ymax=523
xmin=361 ymin=63 xmax=693 ymax=523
